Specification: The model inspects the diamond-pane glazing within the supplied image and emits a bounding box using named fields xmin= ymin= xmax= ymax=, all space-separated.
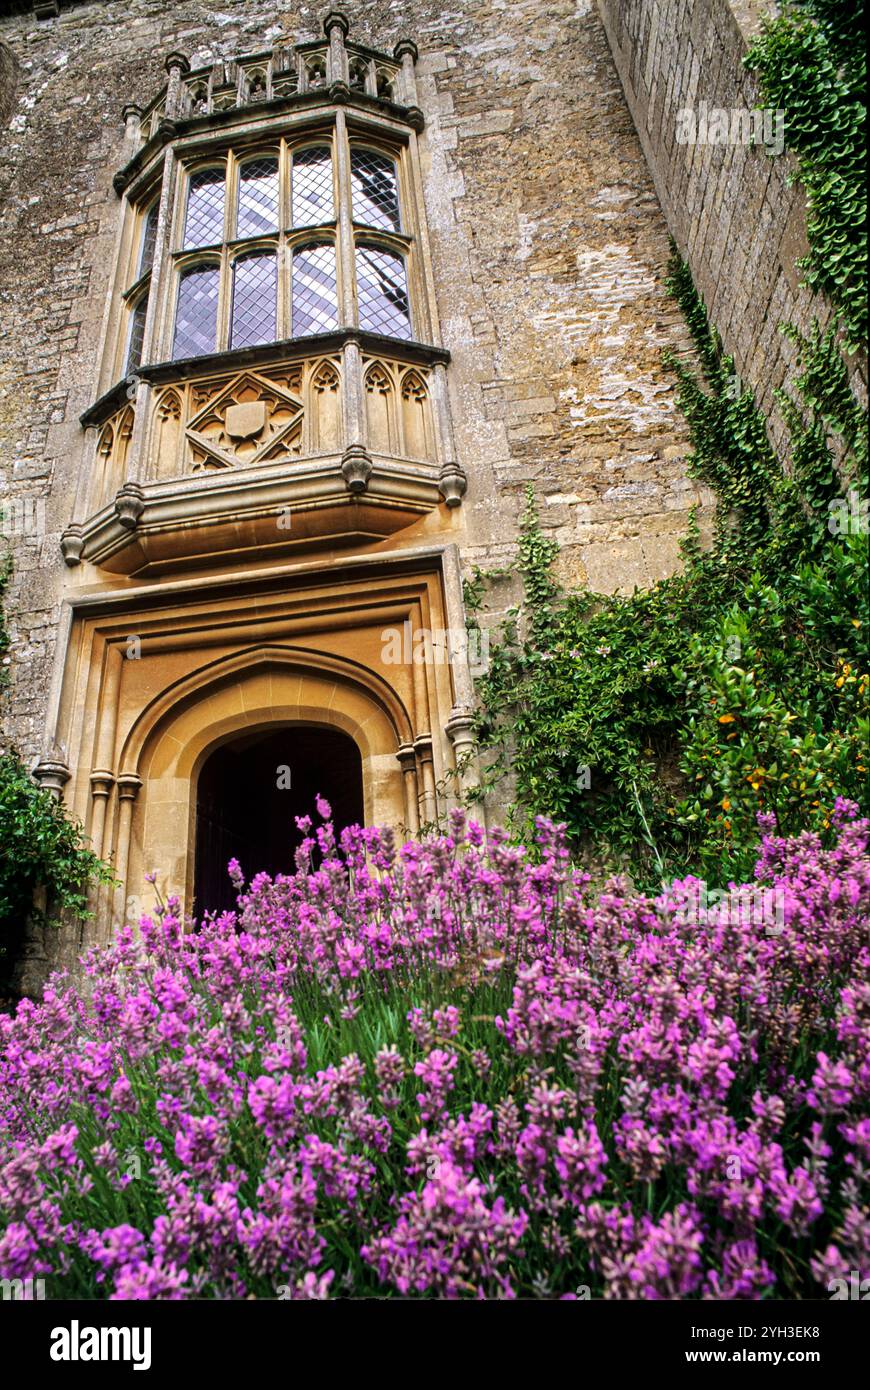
xmin=173 ymin=266 xmax=219 ymax=358
xmin=351 ymin=150 xmax=400 ymax=232
xmin=292 ymin=147 xmax=333 ymax=228
xmin=356 ymin=246 xmax=411 ymax=339
xmin=237 ymin=157 xmax=279 ymax=239
xmin=184 ymin=168 xmax=226 ymax=248
xmin=292 ymin=243 xmax=338 ymax=336
xmin=230 ymin=252 xmax=277 ymax=348
xmin=138 ymin=202 xmax=159 ymax=277
xmin=126 ymin=297 xmax=148 ymax=372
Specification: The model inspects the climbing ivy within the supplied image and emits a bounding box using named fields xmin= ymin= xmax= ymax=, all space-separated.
xmin=467 ymin=0 xmax=867 ymax=887
xmin=744 ymin=0 xmax=867 ymax=349
xmin=471 ymin=249 xmax=867 ymax=889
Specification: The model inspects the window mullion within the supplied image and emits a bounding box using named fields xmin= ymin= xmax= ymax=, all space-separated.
xmin=277 ymin=233 xmax=289 ymax=339
xmin=333 ymin=111 xmax=357 ymax=328
xmin=218 ymin=246 xmax=232 ymax=351
xmin=138 ymin=145 xmax=176 ymax=368
xmin=225 ymin=151 xmax=236 ymax=243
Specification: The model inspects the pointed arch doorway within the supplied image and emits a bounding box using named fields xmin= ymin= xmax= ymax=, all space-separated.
xmin=193 ymin=724 xmax=363 ymax=918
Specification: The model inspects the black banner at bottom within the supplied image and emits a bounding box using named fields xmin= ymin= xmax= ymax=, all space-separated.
xmin=2 ymin=1294 xmax=865 ymax=1377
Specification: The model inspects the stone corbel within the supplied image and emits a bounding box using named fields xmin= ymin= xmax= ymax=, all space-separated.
xmin=115 ymin=482 xmax=145 ymax=530
xmin=438 ymin=461 xmax=467 ymax=508
xmin=157 ymin=118 xmax=179 ymax=144
xmin=341 ymin=444 xmax=373 ymax=494
xmin=405 ymin=106 xmax=425 ymax=133
xmin=60 ymin=523 xmax=84 ymax=567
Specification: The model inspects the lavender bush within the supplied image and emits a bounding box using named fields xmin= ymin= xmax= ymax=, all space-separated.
xmin=1 ymin=797 xmax=868 ymax=1299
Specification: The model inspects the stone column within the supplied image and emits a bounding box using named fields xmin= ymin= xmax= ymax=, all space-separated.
xmin=88 ymin=771 xmax=115 ymax=861
xmin=121 ymin=102 xmax=143 ymax=157
xmin=340 ymin=335 xmax=372 ymax=493
xmin=445 ymin=706 xmax=479 ymax=798
xmin=414 ymin=735 xmax=436 ymax=825
xmin=163 ymin=51 xmax=190 ymax=121
xmin=397 ymin=743 xmax=420 ymax=835
xmin=112 ymin=773 xmax=142 ymax=928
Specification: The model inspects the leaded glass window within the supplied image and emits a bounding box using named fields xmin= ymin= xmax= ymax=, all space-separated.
xmin=126 ymin=296 xmax=148 ymax=373
xmin=356 ymin=245 xmax=411 ymax=338
xmin=185 ymin=168 xmax=226 ymax=248
xmin=166 ymin=135 xmax=416 ymax=361
xmin=237 ymin=157 xmax=279 ymax=239
xmin=351 ymin=150 xmax=400 ymax=232
xmin=138 ymin=201 xmax=160 ymax=277
xmin=231 ymin=251 xmax=277 ymax=348
xmin=292 ymin=243 xmax=338 ymax=336
xmin=292 ymin=146 xmax=334 ymax=228
xmin=174 ymin=266 xmax=219 ymax=358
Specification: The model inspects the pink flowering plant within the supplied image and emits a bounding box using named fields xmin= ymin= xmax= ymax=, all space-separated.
xmin=1 ymin=795 xmax=868 ymax=1299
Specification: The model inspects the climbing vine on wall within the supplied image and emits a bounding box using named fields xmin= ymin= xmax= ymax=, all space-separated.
xmin=470 ymin=246 xmax=867 ymax=890
xmin=467 ymin=0 xmax=867 ymax=889
xmin=744 ymin=0 xmax=867 ymax=349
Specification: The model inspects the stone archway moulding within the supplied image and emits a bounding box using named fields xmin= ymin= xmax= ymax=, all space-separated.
xmin=35 ymin=546 xmax=479 ymax=938
xmin=123 ymin=645 xmax=413 ymax=921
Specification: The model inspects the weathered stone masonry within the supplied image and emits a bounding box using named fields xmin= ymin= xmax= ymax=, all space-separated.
xmin=0 ymin=0 xmax=709 ymax=761
xmin=3 ymin=0 xmax=831 ymax=982
xmin=597 ymin=0 xmax=865 ymax=452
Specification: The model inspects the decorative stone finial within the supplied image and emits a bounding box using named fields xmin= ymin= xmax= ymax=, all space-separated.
xmin=121 ymin=103 xmax=143 ymax=124
xmin=323 ymin=11 xmax=351 ymax=40
xmin=394 ymin=40 xmax=419 ymax=64
xmin=164 ymin=52 xmax=190 ymax=76
xmin=115 ymin=482 xmax=145 ymax=530
xmin=341 ymin=444 xmax=373 ymax=494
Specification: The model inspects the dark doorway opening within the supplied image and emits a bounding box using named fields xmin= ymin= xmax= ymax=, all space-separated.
xmin=193 ymin=725 xmax=364 ymax=919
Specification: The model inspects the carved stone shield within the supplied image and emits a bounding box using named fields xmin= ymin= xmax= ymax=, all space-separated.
xmin=225 ymin=400 xmax=266 ymax=440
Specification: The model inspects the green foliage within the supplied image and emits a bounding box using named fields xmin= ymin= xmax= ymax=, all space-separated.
xmin=0 ymin=751 xmax=111 ymax=926
xmin=744 ymin=0 xmax=867 ymax=349
xmin=0 ymin=534 xmax=111 ymax=990
xmin=471 ymin=250 xmax=868 ymax=890
xmin=470 ymin=8 xmax=867 ymax=887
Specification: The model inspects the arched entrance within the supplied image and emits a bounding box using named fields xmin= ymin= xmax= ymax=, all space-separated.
xmin=193 ymin=724 xmax=363 ymax=918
